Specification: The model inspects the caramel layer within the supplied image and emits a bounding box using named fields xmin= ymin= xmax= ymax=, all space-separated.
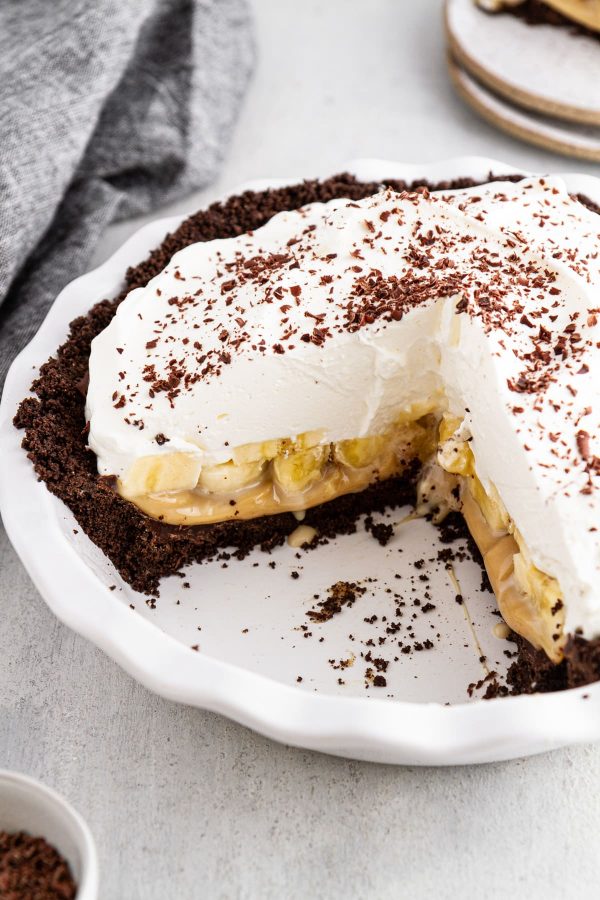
xmin=123 ymin=421 xmax=434 ymax=526
xmin=131 ymin=453 xmax=404 ymax=526
xmin=461 ymin=488 xmax=565 ymax=661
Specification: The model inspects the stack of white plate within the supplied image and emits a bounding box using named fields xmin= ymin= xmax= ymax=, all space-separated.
xmin=445 ymin=0 xmax=600 ymax=161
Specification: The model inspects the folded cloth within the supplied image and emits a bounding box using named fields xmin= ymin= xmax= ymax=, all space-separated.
xmin=0 ymin=0 xmax=254 ymax=388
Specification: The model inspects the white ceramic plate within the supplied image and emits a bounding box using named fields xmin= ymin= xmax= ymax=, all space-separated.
xmin=448 ymin=59 xmax=600 ymax=163
xmin=2 ymin=157 xmax=600 ymax=766
xmin=446 ymin=0 xmax=600 ymax=125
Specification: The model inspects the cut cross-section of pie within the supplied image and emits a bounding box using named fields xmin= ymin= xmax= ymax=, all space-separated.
xmin=85 ymin=176 xmax=599 ymax=671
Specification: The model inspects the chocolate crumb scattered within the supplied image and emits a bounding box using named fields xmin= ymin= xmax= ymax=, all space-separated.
xmin=307 ymin=581 xmax=366 ymax=623
xmin=364 ymin=516 xmax=394 ymax=546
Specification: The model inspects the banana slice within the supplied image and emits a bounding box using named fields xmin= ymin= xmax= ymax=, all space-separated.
xmin=231 ymin=441 xmax=266 ymax=465
xmin=199 ymin=458 xmax=266 ymax=493
xmin=334 ymin=435 xmax=388 ymax=469
xmin=437 ymin=415 xmax=473 ymax=476
xmin=272 ymin=445 xmax=329 ymax=495
xmin=232 ymin=431 xmax=323 ymax=465
xmin=120 ymin=452 xmax=202 ymax=498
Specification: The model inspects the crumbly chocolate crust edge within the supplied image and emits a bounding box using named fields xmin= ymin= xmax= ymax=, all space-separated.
xmin=13 ymin=170 xmax=600 ymax=694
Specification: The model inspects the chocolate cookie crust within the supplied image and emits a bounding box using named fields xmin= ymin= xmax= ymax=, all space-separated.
xmin=13 ymin=171 xmax=600 ymax=693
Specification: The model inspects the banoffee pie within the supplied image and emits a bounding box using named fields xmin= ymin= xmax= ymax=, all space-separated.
xmin=16 ymin=172 xmax=600 ymax=691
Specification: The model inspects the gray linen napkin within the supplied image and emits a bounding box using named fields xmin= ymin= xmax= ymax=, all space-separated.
xmin=0 ymin=0 xmax=254 ymax=388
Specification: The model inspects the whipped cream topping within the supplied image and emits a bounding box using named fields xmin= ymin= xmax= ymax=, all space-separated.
xmin=86 ymin=177 xmax=600 ymax=638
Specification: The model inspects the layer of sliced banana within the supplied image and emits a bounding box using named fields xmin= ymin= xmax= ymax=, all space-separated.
xmin=436 ymin=414 xmax=566 ymax=660
xmin=118 ymin=418 xmax=436 ymax=526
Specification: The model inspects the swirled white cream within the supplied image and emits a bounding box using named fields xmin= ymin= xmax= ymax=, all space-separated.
xmin=87 ymin=177 xmax=599 ymax=641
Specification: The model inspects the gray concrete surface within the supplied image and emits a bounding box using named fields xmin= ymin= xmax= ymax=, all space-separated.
xmin=2 ymin=2 xmax=600 ymax=897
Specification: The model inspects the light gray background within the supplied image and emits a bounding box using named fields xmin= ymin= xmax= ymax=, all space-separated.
xmin=2 ymin=2 xmax=599 ymax=898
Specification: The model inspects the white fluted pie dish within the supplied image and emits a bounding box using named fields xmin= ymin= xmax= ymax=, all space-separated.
xmin=1 ymin=156 xmax=599 ymax=765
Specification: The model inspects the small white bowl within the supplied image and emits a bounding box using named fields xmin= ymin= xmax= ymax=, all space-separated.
xmin=0 ymin=770 xmax=98 ymax=899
